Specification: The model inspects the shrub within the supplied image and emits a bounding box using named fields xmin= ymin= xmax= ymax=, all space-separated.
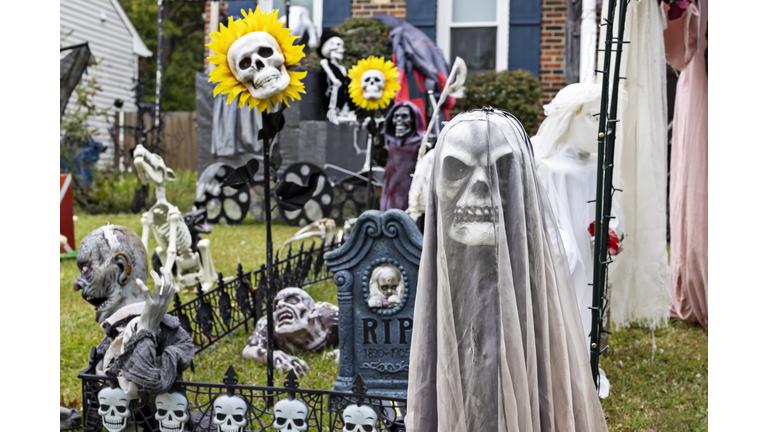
xmin=459 ymin=69 xmax=543 ymax=135
xmin=306 ymin=18 xmax=392 ymax=71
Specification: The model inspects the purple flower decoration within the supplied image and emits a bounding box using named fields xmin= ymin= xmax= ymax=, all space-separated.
xmin=84 ymin=123 xmax=90 ymax=127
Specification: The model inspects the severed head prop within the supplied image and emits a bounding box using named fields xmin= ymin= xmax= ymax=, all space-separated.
xmin=74 ymin=225 xmax=148 ymax=322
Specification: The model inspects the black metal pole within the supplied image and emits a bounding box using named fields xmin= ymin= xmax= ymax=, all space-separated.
xmin=155 ymin=0 xmax=163 ymax=135
xmin=263 ymin=135 xmax=275 ymax=396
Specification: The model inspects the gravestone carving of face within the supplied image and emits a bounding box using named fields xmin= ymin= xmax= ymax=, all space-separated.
xmin=273 ymin=398 xmax=309 ymax=431
xmin=273 ymin=288 xmax=317 ymax=336
xmin=392 ymin=106 xmax=413 ymax=138
xmin=155 ymin=392 xmax=189 ymax=432
xmin=436 ymin=120 xmax=512 ymax=246
xmin=566 ymin=98 xmax=601 ymax=154
xmin=74 ymin=226 xmax=148 ymax=322
xmin=368 ymin=264 xmax=404 ymax=309
xmin=342 ymin=404 xmax=377 ymax=432
xmin=97 ymin=386 xmax=131 ymax=432
xmin=228 ymin=31 xmax=291 ymax=100
xmin=361 ymin=69 xmax=385 ymax=100
xmin=212 ymin=395 xmax=248 ymax=432
xmin=321 ymin=36 xmax=344 ymax=62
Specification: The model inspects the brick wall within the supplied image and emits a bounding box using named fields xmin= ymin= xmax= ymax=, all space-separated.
xmin=351 ymin=0 xmax=406 ymax=19
xmin=538 ymin=0 xmax=568 ymax=125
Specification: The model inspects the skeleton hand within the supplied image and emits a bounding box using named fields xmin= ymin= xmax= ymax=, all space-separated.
xmin=136 ymin=267 xmax=177 ymax=333
xmin=327 ymin=107 xmax=340 ymax=125
xmin=273 ymin=350 xmax=310 ymax=375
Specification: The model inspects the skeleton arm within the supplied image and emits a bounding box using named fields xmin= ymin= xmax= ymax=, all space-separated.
xmin=320 ymin=59 xmax=341 ymax=125
xmin=140 ymin=211 xmax=153 ymax=251
xmin=166 ymin=210 xmax=182 ymax=267
xmin=242 ymin=317 xmax=310 ymax=374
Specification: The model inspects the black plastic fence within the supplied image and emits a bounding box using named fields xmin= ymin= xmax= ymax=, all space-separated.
xmin=78 ymin=364 xmax=406 ymax=432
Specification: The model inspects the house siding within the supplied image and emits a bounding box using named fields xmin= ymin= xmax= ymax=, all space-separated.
xmin=60 ymin=0 xmax=145 ymax=170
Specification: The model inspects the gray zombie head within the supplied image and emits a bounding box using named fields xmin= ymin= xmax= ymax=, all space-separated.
xmin=74 ymin=225 xmax=148 ymax=322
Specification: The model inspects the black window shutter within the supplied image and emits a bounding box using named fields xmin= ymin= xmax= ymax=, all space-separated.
xmin=507 ymin=0 xmax=542 ymax=76
xmin=406 ymin=0 xmax=437 ymax=42
xmin=323 ymin=0 xmax=351 ymax=29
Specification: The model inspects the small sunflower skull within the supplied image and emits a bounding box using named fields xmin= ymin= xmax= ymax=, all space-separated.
xmin=361 ymin=69 xmax=386 ymax=100
xmin=228 ymin=31 xmax=291 ymax=100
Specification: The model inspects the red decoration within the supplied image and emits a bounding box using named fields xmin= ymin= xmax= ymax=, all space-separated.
xmin=588 ymin=221 xmax=624 ymax=256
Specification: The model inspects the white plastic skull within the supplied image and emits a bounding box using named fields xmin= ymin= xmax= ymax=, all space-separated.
xmin=361 ymin=69 xmax=386 ymax=100
xmin=272 ymin=398 xmax=309 ymax=431
xmin=321 ymin=36 xmax=344 ymax=62
xmin=212 ymin=395 xmax=248 ymax=432
xmin=155 ymin=392 xmax=189 ymax=432
xmin=342 ymin=404 xmax=377 ymax=432
xmin=436 ymin=118 xmax=513 ymax=246
xmin=227 ymin=32 xmax=291 ymax=100
xmin=97 ymin=386 xmax=131 ymax=432
xmin=392 ymin=106 xmax=413 ymax=138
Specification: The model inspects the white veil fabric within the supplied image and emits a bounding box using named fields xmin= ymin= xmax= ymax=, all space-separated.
xmin=406 ymin=109 xmax=608 ymax=432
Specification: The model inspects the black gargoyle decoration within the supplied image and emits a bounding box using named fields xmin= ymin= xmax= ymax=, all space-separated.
xmin=222 ymin=158 xmax=261 ymax=189
xmin=274 ymin=167 xmax=322 ymax=212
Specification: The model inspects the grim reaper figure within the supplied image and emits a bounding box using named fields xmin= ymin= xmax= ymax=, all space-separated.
xmin=406 ymin=109 xmax=608 ymax=431
xmin=379 ymin=101 xmax=425 ymax=212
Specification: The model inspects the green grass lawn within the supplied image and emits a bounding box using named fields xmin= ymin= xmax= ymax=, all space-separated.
xmin=60 ymin=213 xmax=707 ymax=430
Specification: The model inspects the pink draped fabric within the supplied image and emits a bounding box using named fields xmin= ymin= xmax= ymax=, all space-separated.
xmin=665 ymin=0 xmax=708 ymax=329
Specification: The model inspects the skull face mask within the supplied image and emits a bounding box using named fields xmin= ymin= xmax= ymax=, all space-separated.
xmin=392 ymin=106 xmax=413 ymax=138
xmin=436 ymin=119 xmax=513 ymax=246
xmin=342 ymin=404 xmax=377 ymax=432
xmin=361 ymin=69 xmax=385 ymax=100
xmin=97 ymin=386 xmax=131 ymax=432
xmin=273 ymin=398 xmax=309 ymax=431
xmin=155 ymin=392 xmax=189 ymax=432
xmin=228 ymin=31 xmax=291 ymax=100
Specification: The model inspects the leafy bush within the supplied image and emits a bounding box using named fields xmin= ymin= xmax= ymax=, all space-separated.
xmin=459 ymin=69 xmax=543 ymax=134
xmin=75 ymin=169 xmax=198 ymax=215
xmin=306 ymin=18 xmax=392 ymax=71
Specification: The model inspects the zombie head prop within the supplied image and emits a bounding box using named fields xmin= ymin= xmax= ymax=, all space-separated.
xmin=392 ymin=106 xmax=413 ymax=138
xmin=243 ymin=288 xmax=338 ymax=374
xmin=436 ymin=117 xmax=511 ymax=246
xmin=368 ymin=263 xmax=404 ymax=309
xmin=74 ymin=225 xmax=148 ymax=322
xmin=97 ymin=386 xmax=131 ymax=432
xmin=318 ymin=30 xmax=344 ymax=62
xmin=213 ymin=395 xmax=248 ymax=432
xmin=342 ymin=404 xmax=377 ymax=432
xmin=272 ymin=398 xmax=309 ymax=431
xmin=361 ymin=69 xmax=385 ymax=100
xmin=228 ymin=31 xmax=291 ymax=100
xmin=530 ymin=83 xmax=603 ymax=159
xmin=155 ymin=391 xmax=189 ymax=432
xmin=134 ymin=145 xmax=176 ymax=188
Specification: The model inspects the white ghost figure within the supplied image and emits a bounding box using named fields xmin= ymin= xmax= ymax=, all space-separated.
xmin=361 ymin=69 xmax=386 ymax=100
xmin=342 ymin=404 xmax=377 ymax=432
xmin=436 ymin=120 xmax=513 ymax=246
xmin=227 ymin=32 xmax=291 ymax=100
xmin=272 ymin=398 xmax=309 ymax=431
xmin=212 ymin=395 xmax=248 ymax=432
xmin=97 ymin=386 xmax=131 ymax=432
xmin=155 ymin=391 xmax=189 ymax=432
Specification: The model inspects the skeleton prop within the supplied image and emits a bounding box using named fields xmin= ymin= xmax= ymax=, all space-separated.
xmin=155 ymin=391 xmax=190 ymax=432
xmin=243 ymin=288 xmax=338 ymax=374
xmin=368 ymin=263 xmax=404 ymax=309
xmin=279 ymin=218 xmax=336 ymax=256
xmin=342 ymin=404 xmax=377 ymax=432
xmin=318 ymin=30 xmax=356 ymax=125
xmin=212 ymin=395 xmax=248 ymax=432
xmin=228 ymin=32 xmax=291 ymax=101
xmin=273 ymin=398 xmax=309 ymax=431
xmin=134 ymin=145 xmax=217 ymax=291
xmin=361 ymin=69 xmax=386 ymax=100
xmin=98 ymin=386 xmax=131 ymax=432
xmin=380 ymin=101 xmax=425 ymax=212
xmin=406 ymin=109 xmax=609 ymax=432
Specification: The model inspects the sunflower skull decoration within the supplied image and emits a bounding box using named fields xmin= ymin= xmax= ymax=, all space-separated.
xmin=348 ymin=56 xmax=400 ymax=111
xmin=207 ymin=7 xmax=307 ymax=113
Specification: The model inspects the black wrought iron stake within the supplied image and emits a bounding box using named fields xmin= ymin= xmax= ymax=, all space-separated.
xmin=589 ymin=0 xmax=631 ymax=390
xmin=263 ymin=134 xmax=276 ymax=394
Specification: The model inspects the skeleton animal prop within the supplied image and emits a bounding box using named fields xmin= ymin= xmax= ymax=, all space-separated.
xmin=228 ymin=32 xmax=291 ymax=100
xmin=368 ymin=263 xmax=404 ymax=309
xmin=273 ymin=398 xmax=309 ymax=431
xmin=342 ymin=404 xmax=377 ymax=432
xmin=97 ymin=386 xmax=131 ymax=432
xmin=155 ymin=391 xmax=189 ymax=432
xmin=74 ymin=225 xmax=148 ymax=322
xmin=243 ymin=288 xmax=339 ymax=374
xmin=212 ymin=395 xmax=248 ymax=432
xmin=135 ymin=145 xmax=217 ymax=291
xmin=361 ymin=69 xmax=386 ymax=100
xmin=279 ymin=218 xmax=336 ymax=256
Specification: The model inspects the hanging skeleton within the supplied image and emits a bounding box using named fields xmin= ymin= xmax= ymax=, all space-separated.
xmin=135 ymin=145 xmax=217 ymax=291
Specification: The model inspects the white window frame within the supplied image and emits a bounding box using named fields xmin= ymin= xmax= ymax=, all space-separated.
xmin=260 ymin=0 xmax=323 ymax=36
xmin=436 ymin=0 xmax=510 ymax=72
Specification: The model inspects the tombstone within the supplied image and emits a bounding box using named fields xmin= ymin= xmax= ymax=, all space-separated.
xmin=326 ymin=209 xmax=422 ymax=398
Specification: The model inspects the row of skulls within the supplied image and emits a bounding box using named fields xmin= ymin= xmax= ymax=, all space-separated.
xmin=97 ymin=386 xmax=379 ymax=432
